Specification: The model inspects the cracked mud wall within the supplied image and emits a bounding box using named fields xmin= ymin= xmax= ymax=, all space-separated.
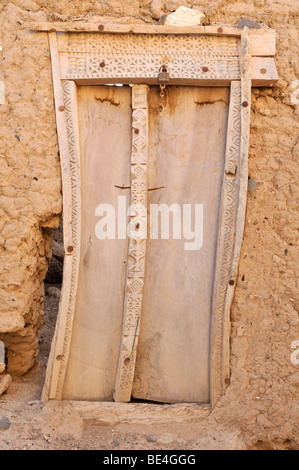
xmin=0 ymin=0 xmax=298 ymax=449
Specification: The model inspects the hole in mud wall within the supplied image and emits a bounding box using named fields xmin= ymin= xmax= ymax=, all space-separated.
xmin=38 ymin=218 xmax=63 ymax=369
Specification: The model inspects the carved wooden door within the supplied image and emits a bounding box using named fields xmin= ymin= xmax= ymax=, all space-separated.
xmin=42 ymin=27 xmax=278 ymax=409
xmin=59 ymin=84 xmax=229 ymax=404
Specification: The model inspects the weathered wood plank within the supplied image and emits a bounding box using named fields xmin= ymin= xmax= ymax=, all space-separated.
xmin=32 ymin=22 xmax=275 ymax=42
xmin=71 ymin=401 xmax=211 ymax=425
xmin=249 ymin=30 xmax=276 ymax=57
xmin=251 ymin=57 xmax=279 ymax=86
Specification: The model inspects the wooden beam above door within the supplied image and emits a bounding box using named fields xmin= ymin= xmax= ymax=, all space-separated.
xmin=33 ymin=22 xmax=277 ymax=57
xmin=33 ymin=21 xmax=276 ymax=55
xmin=40 ymin=28 xmax=278 ymax=87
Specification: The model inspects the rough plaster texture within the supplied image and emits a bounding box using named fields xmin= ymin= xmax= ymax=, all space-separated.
xmin=0 ymin=0 xmax=298 ymax=449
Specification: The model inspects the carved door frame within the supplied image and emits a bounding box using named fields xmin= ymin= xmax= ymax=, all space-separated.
xmin=36 ymin=23 xmax=278 ymax=418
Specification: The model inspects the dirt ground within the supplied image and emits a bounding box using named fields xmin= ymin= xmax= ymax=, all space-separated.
xmin=0 ymin=287 xmax=295 ymax=451
xmin=0 ymin=285 xmax=248 ymax=451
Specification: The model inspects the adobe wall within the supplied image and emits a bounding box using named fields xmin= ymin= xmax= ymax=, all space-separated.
xmin=0 ymin=0 xmax=298 ymax=449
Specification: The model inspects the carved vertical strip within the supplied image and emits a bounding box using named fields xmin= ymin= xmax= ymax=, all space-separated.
xmin=222 ymin=32 xmax=252 ymax=389
xmin=54 ymin=80 xmax=81 ymax=400
xmin=42 ymin=32 xmax=72 ymax=401
xmin=210 ymin=81 xmax=242 ymax=408
xmin=210 ymin=32 xmax=251 ymax=408
xmin=41 ymin=32 xmax=81 ymax=402
xmin=113 ymin=85 xmax=149 ymax=403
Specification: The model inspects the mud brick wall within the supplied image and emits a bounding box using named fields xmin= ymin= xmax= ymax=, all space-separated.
xmin=0 ymin=0 xmax=298 ymax=449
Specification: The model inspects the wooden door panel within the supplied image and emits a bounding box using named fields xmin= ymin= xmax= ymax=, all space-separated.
xmin=57 ymin=85 xmax=230 ymax=404
xmin=43 ymin=28 xmax=269 ymax=406
xmin=62 ymin=86 xmax=131 ymax=400
xmin=132 ymin=87 xmax=230 ymax=403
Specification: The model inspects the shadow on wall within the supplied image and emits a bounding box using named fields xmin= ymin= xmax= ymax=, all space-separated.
xmin=39 ymin=218 xmax=64 ymax=369
xmin=45 ymin=218 xmax=64 ymax=284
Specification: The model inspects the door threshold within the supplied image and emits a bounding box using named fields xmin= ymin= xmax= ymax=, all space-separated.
xmin=67 ymin=400 xmax=211 ymax=426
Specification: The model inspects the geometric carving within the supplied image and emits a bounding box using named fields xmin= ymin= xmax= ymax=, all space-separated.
xmin=113 ymin=85 xmax=149 ymax=402
xmin=58 ymin=34 xmax=241 ymax=83
xmin=41 ymin=33 xmax=82 ymax=402
xmin=51 ymin=80 xmax=81 ymax=400
xmin=210 ymin=81 xmax=241 ymax=405
xmin=33 ymin=22 xmax=278 ymax=85
xmin=225 ymin=83 xmax=241 ymax=175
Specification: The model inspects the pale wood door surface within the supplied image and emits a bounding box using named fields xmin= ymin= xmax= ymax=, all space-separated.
xmin=62 ymin=85 xmax=229 ymax=403
xmin=132 ymin=87 xmax=229 ymax=403
xmin=62 ymin=86 xmax=131 ymax=400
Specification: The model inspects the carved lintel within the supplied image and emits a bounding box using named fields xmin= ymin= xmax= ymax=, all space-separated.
xmin=53 ymin=32 xmax=277 ymax=86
